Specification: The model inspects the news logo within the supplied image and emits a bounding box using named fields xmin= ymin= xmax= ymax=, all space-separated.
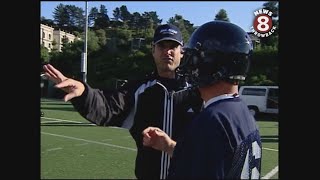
xmin=251 ymin=9 xmax=276 ymax=37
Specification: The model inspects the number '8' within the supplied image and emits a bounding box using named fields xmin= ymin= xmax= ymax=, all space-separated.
xmin=254 ymin=14 xmax=272 ymax=33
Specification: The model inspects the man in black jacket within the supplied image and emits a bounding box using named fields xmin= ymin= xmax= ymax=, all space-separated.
xmin=43 ymin=24 xmax=203 ymax=179
xmin=142 ymin=21 xmax=262 ymax=179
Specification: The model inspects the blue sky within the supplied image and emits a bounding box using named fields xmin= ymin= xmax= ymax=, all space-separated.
xmin=41 ymin=1 xmax=268 ymax=32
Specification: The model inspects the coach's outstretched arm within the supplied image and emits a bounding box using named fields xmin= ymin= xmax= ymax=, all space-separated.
xmin=43 ymin=64 xmax=85 ymax=102
xmin=43 ymin=64 xmax=134 ymax=127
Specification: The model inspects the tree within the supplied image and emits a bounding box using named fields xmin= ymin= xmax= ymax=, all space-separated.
xmin=214 ymin=9 xmax=230 ymax=22
xmin=88 ymin=7 xmax=99 ymax=27
xmin=119 ymin=5 xmax=131 ymax=22
xmin=53 ymin=3 xmax=69 ymax=27
xmin=263 ymin=1 xmax=279 ymax=18
xmin=145 ymin=11 xmax=162 ymax=27
xmin=93 ymin=5 xmax=110 ymax=30
xmin=51 ymin=39 xmax=59 ymax=52
xmin=130 ymin=12 xmax=142 ymax=33
xmin=113 ymin=7 xmax=121 ymax=21
xmin=40 ymin=16 xmax=55 ymax=27
xmin=167 ymin=14 xmax=194 ymax=44
xmin=95 ymin=29 xmax=107 ymax=47
xmin=246 ymin=74 xmax=275 ymax=86
xmin=40 ymin=45 xmax=50 ymax=63
xmin=52 ymin=3 xmax=85 ymax=32
xmin=66 ymin=5 xmax=85 ymax=32
xmin=140 ymin=12 xmax=157 ymax=39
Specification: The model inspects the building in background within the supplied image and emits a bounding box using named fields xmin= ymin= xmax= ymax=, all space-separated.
xmin=40 ymin=24 xmax=54 ymax=52
xmin=40 ymin=24 xmax=78 ymax=52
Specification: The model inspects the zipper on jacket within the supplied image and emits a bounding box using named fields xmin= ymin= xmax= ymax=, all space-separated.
xmin=156 ymin=82 xmax=175 ymax=179
xmin=156 ymin=82 xmax=192 ymax=179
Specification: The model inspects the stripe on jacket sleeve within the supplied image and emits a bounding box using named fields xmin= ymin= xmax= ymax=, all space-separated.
xmin=121 ymin=80 xmax=157 ymax=129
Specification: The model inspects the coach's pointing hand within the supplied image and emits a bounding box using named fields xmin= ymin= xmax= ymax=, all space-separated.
xmin=43 ymin=64 xmax=85 ymax=102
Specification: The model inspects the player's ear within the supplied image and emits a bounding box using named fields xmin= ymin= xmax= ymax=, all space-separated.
xmin=151 ymin=43 xmax=155 ymax=54
xmin=151 ymin=43 xmax=156 ymax=60
xmin=180 ymin=46 xmax=184 ymax=58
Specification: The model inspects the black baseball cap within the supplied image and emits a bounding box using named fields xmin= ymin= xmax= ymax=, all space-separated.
xmin=153 ymin=24 xmax=183 ymax=46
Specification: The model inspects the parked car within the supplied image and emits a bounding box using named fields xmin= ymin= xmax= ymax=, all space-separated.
xmin=239 ymin=86 xmax=279 ymax=117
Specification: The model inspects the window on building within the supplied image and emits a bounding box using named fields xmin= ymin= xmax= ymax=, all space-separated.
xmin=62 ymin=36 xmax=69 ymax=43
xmin=49 ymin=43 xmax=51 ymax=48
xmin=42 ymin=32 xmax=45 ymax=39
xmin=49 ymin=34 xmax=51 ymax=40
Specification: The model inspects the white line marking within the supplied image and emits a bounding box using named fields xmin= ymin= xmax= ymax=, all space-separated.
xmin=260 ymin=148 xmax=278 ymax=179
xmin=262 ymin=147 xmax=278 ymax=152
xmin=261 ymin=165 xmax=278 ymax=179
xmin=41 ymin=117 xmax=96 ymax=125
xmin=41 ymin=132 xmax=137 ymax=152
xmin=41 ymin=101 xmax=70 ymax=104
xmin=40 ymin=117 xmax=129 ymax=131
xmin=46 ymin=147 xmax=63 ymax=152
xmin=41 ymin=120 xmax=61 ymax=123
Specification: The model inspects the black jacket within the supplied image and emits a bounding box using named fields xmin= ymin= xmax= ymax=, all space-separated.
xmin=70 ymin=73 xmax=203 ymax=179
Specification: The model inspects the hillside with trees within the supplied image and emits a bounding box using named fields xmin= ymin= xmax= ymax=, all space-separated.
xmin=41 ymin=2 xmax=278 ymax=92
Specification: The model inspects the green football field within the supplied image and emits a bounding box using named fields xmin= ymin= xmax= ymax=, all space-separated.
xmin=41 ymin=98 xmax=278 ymax=179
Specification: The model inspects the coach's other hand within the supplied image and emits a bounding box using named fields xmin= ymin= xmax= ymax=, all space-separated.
xmin=43 ymin=64 xmax=85 ymax=102
xmin=142 ymin=127 xmax=176 ymax=157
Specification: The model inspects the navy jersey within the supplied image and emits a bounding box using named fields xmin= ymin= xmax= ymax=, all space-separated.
xmin=167 ymin=95 xmax=262 ymax=179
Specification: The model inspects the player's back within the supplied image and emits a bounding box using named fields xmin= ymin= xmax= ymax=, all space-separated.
xmin=168 ymin=97 xmax=262 ymax=179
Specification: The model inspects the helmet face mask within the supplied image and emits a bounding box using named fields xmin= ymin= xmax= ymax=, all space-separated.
xmin=176 ymin=21 xmax=253 ymax=88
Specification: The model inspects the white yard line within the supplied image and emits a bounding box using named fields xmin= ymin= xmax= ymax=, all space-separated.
xmin=46 ymin=147 xmax=63 ymax=152
xmin=41 ymin=117 xmax=129 ymax=130
xmin=41 ymin=117 xmax=96 ymax=125
xmin=41 ymin=131 xmax=137 ymax=152
xmin=41 ymin=120 xmax=61 ymax=123
xmin=262 ymin=165 xmax=278 ymax=179
xmin=41 ymin=100 xmax=70 ymax=104
xmin=261 ymin=146 xmax=278 ymax=179
xmin=262 ymin=147 xmax=278 ymax=152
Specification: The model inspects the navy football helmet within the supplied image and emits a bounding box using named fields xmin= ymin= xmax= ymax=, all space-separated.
xmin=177 ymin=21 xmax=253 ymax=87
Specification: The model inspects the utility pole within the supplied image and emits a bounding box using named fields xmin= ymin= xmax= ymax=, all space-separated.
xmin=81 ymin=1 xmax=88 ymax=82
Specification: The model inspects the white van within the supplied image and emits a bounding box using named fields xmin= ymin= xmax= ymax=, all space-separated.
xmin=238 ymin=86 xmax=279 ymax=116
